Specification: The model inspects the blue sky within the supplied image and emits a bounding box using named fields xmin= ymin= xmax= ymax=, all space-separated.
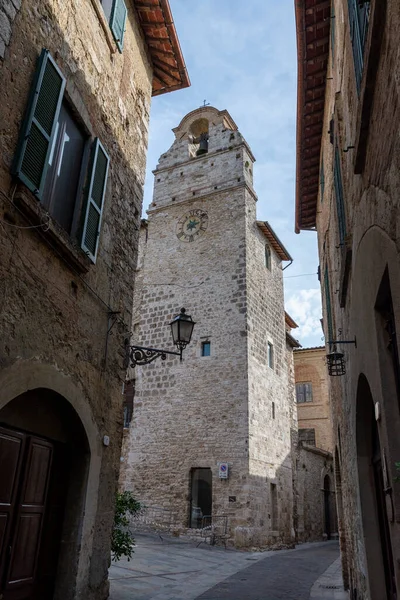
xmin=143 ymin=0 xmax=324 ymax=348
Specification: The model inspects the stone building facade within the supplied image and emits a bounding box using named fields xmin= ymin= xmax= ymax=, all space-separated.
xmin=295 ymin=0 xmax=400 ymax=597
xmin=293 ymin=347 xmax=336 ymax=543
xmin=121 ymin=106 xmax=297 ymax=549
xmin=0 ymin=1 xmax=188 ymax=599
xmin=294 ymin=347 xmax=333 ymax=453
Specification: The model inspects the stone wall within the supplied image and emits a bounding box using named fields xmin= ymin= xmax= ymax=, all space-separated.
xmin=294 ymin=347 xmax=333 ymax=452
xmin=295 ymin=445 xmax=336 ymax=543
xmin=312 ymin=0 xmax=400 ymax=597
xmin=0 ymin=1 xmax=152 ymax=597
xmin=121 ymin=107 xmax=295 ymax=548
xmin=0 ymin=0 xmax=20 ymax=59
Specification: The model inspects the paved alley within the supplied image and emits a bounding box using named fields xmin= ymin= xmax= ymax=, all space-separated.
xmin=109 ymin=533 xmax=346 ymax=600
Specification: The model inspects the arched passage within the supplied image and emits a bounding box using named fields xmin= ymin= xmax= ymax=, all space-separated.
xmin=323 ymin=474 xmax=332 ymax=540
xmin=0 ymin=388 xmax=91 ymax=600
xmin=356 ymin=374 xmax=397 ymax=600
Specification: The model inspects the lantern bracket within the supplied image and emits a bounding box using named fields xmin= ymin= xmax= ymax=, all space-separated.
xmin=124 ymin=342 xmax=181 ymax=367
xmin=124 ymin=307 xmax=195 ymax=368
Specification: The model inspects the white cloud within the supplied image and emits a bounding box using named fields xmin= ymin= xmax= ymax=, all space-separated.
xmin=285 ymin=289 xmax=324 ymax=347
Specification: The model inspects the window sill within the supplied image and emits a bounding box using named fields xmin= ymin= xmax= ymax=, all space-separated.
xmin=14 ymin=187 xmax=92 ymax=274
xmin=89 ymin=0 xmax=117 ymax=55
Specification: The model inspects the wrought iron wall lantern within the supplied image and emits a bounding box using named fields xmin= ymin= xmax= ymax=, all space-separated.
xmin=326 ymin=337 xmax=357 ymax=376
xmin=125 ymin=308 xmax=195 ymax=367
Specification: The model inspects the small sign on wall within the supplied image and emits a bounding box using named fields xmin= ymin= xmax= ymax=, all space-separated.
xmin=218 ymin=462 xmax=229 ymax=479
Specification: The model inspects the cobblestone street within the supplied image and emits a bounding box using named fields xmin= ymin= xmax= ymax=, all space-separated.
xmin=109 ymin=533 xmax=346 ymax=600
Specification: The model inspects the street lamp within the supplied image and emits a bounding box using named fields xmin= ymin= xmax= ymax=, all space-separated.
xmin=125 ymin=308 xmax=195 ymax=367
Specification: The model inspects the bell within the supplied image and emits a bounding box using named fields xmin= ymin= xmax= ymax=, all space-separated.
xmin=196 ymin=133 xmax=209 ymax=156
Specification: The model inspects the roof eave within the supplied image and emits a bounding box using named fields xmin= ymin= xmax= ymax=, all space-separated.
xmin=294 ymin=0 xmax=330 ymax=233
xmin=256 ymin=221 xmax=293 ymax=262
xmin=133 ymin=0 xmax=190 ymax=97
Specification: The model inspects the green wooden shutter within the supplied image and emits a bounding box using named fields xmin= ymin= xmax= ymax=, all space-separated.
xmin=334 ymin=145 xmax=346 ymax=246
xmin=324 ymin=266 xmax=334 ymax=343
xmin=81 ymin=139 xmax=110 ymax=263
xmin=110 ymin=0 xmax=127 ymax=53
xmin=12 ymin=49 xmax=65 ymax=198
xmin=347 ymin=0 xmax=370 ymax=93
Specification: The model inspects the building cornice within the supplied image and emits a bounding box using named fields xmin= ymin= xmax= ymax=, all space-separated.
xmin=147 ymin=181 xmax=258 ymax=216
xmin=294 ymin=0 xmax=331 ymax=232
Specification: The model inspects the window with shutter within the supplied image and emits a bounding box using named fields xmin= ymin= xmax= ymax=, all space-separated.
xmin=12 ymin=49 xmax=65 ymax=198
xmin=324 ymin=266 xmax=334 ymax=343
xmin=81 ymin=139 xmax=110 ymax=262
xmin=320 ymin=155 xmax=325 ymax=203
xmin=347 ymin=0 xmax=370 ymax=93
xmin=334 ymin=145 xmax=346 ymax=246
xmin=110 ymin=0 xmax=127 ymax=53
xmin=296 ymin=382 xmax=313 ymax=403
xmin=13 ymin=48 xmax=110 ymax=263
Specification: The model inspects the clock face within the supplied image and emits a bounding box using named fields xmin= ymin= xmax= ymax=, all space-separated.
xmin=176 ymin=209 xmax=208 ymax=242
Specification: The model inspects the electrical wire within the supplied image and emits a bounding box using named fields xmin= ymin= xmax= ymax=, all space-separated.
xmin=284 ymin=272 xmax=318 ymax=279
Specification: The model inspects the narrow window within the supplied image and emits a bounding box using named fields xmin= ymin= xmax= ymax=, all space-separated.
xmin=123 ymin=380 xmax=135 ymax=428
xmin=190 ymin=468 xmax=212 ymax=529
xmin=347 ymin=0 xmax=370 ymax=93
xmin=101 ymin=0 xmax=128 ymax=53
xmin=265 ymin=244 xmax=271 ymax=270
xmin=320 ymin=155 xmax=325 ymax=202
xmin=201 ymin=341 xmax=211 ymax=357
xmin=267 ymin=342 xmax=274 ymax=369
xmin=334 ymin=145 xmax=346 ymax=246
xmin=324 ymin=266 xmax=334 ymax=343
xmin=296 ymin=382 xmax=313 ymax=403
xmin=270 ymin=483 xmax=278 ymax=530
xmin=100 ymin=0 xmax=114 ymax=20
xmin=299 ymin=428 xmax=316 ymax=446
xmin=272 ymin=402 xmax=275 ymax=419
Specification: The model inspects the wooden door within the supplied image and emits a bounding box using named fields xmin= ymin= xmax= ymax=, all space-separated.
xmin=0 ymin=428 xmax=54 ymax=600
xmin=0 ymin=429 xmax=26 ymax=588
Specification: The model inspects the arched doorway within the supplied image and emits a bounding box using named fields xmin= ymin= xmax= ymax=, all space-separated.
xmin=323 ymin=474 xmax=331 ymax=540
xmin=0 ymin=388 xmax=90 ymax=600
xmin=356 ymin=374 xmax=397 ymax=599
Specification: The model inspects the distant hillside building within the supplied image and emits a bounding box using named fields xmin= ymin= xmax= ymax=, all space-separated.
xmin=121 ymin=106 xmax=297 ymax=548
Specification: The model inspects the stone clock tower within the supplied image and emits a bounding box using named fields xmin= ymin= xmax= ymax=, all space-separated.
xmin=121 ymin=107 xmax=297 ymax=548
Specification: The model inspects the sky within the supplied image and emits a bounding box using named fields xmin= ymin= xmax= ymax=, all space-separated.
xmin=142 ymin=0 xmax=324 ymax=348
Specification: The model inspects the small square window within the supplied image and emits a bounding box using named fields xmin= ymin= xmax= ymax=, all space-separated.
xmin=267 ymin=342 xmax=274 ymax=369
xmin=201 ymin=341 xmax=211 ymax=357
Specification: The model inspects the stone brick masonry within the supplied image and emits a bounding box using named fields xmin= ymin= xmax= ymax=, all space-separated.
xmin=121 ymin=107 xmax=296 ymax=548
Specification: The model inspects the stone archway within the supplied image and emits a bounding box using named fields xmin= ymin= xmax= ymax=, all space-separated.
xmin=356 ymin=374 xmax=397 ymax=600
xmin=0 ymin=362 xmax=102 ymax=600
xmin=0 ymin=388 xmax=90 ymax=600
